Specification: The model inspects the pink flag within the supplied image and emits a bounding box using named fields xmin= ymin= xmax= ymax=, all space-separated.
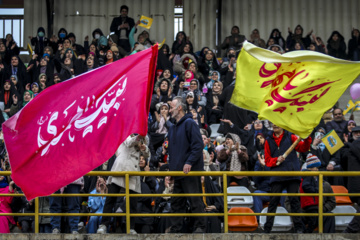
xmin=3 ymin=46 xmax=158 ymax=200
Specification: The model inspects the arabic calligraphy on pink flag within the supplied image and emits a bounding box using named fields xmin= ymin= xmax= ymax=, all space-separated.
xmin=3 ymin=46 xmax=158 ymax=200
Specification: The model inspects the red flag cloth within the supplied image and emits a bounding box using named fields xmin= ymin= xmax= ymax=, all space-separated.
xmin=3 ymin=46 xmax=158 ymax=200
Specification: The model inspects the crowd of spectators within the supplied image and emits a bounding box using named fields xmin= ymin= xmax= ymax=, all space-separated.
xmin=0 ymin=4 xmax=359 ymax=234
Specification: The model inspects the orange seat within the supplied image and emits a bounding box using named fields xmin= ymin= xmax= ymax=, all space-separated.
xmin=263 ymin=202 xmax=281 ymax=209
xmin=228 ymin=207 xmax=258 ymax=231
xmin=230 ymin=182 xmax=239 ymax=186
xmin=331 ymin=185 xmax=352 ymax=205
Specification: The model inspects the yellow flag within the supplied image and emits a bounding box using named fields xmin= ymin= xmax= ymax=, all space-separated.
xmin=157 ymin=38 xmax=166 ymax=49
xmin=230 ymin=41 xmax=360 ymax=138
xmin=355 ymin=101 xmax=360 ymax=111
xmin=139 ymin=15 xmax=153 ymax=29
xmin=27 ymin=43 xmax=33 ymax=57
xmin=343 ymin=100 xmax=355 ymax=115
xmin=321 ymin=130 xmax=344 ymax=155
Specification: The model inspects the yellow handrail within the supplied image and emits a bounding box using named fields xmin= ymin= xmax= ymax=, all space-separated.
xmin=0 ymin=170 xmax=358 ymax=234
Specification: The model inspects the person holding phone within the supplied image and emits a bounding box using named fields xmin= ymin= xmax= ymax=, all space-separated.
xmin=86 ymin=177 xmax=107 ymax=233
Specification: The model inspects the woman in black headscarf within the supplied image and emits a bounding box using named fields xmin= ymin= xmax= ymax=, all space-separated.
xmin=1 ymin=79 xmax=20 ymax=117
xmin=327 ymin=31 xmax=347 ymax=59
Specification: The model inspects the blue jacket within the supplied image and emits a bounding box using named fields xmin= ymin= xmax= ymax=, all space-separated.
xmin=88 ymin=189 xmax=106 ymax=214
xmin=168 ymin=113 xmax=204 ymax=174
xmin=266 ymin=131 xmax=301 ymax=184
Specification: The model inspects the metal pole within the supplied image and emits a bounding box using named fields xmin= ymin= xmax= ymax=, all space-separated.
xmin=125 ymin=174 xmax=130 ymax=234
xmin=223 ymin=173 xmax=228 ymax=233
xmin=318 ymin=174 xmax=323 ymax=233
xmin=34 ymin=197 xmax=39 ymax=233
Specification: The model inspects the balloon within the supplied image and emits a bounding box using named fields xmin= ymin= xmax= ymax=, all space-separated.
xmin=350 ymin=83 xmax=360 ymax=100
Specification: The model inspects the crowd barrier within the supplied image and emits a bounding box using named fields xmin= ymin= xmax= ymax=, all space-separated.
xmin=1 ymin=170 xmax=360 ymax=234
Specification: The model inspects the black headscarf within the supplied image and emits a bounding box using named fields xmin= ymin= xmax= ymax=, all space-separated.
xmin=1 ymin=79 xmax=20 ymax=110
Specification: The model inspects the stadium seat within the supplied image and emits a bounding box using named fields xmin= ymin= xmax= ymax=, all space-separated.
xmin=332 ymin=205 xmax=357 ymax=231
xmin=259 ymin=207 xmax=293 ymax=232
xmin=227 ymin=186 xmax=253 ymax=208
xmin=228 ymin=207 xmax=258 ymax=231
xmin=209 ymin=124 xmax=221 ymax=140
xmin=331 ymin=185 xmax=352 ymax=205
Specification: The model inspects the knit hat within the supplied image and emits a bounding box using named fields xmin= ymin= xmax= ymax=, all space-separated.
xmin=186 ymin=91 xmax=194 ymax=98
xmin=155 ymin=102 xmax=169 ymax=112
xmin=306 ymin=154 xmax=321 ymax=169
xmin=348 ymin=120 xmax=356 ymax=126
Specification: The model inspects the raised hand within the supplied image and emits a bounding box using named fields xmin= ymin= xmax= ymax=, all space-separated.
xmin=220 ymin=119 xmax=233 ymax=126
xmin=12 ymin=94 xmax=18 ymax=105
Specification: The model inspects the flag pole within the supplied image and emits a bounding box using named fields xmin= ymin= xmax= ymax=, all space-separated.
xmin=276 ymin=137 xmax=302 ymax=166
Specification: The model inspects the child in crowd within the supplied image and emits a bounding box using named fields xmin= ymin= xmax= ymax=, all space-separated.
xmin=300 ymin=154 xmax=336 ymax=233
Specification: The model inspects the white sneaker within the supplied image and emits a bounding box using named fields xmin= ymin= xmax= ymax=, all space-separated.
xmin=130 ymin=229 xmax=137 ymax=234
xmin=97 ymin=224 xmax=107 ymax=234
xmin=72 ymin=231 xmax=79 ymax=234
xmin=52 ymin=228 xmax=60 ymax=234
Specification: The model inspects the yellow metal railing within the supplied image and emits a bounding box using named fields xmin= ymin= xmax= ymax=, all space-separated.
xmin=1 ymin=171 xmax=360 ymax=234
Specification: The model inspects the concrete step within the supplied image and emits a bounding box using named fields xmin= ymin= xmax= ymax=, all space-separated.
xmin=0 ymin=233 xmax=357 ymax=240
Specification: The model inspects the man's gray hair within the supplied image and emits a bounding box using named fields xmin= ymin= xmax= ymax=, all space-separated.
xmin=173 ymin=96 xmax=187 ymax=112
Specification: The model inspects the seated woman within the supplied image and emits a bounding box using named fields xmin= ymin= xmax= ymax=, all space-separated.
xmin=149 ymin=102 xmax=174 ymax=157
xmin=201 ymin=176 xmax=223 ymax=233
xmin=179 ymin=79 xmax=207 ymax=108
xmin=154 ymin=176 xmax=174 ymax=233
xmin=134 ymin=156 xmax=158 ymax=233
xmin=217 ymin=133 xmax=249 ymax=188
xmin=1 ymin=80 xmax=20 ymax=117
xmin=205 ymin=80 xmax=223 ymax=125
xmin=172 ymin=43 xmax=197 ymax=75
xmin=150 ymin=79 xmax=175 ymax=114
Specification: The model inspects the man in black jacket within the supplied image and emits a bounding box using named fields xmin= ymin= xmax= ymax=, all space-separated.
xmin=110 ymin=5 xmax=135 ymax=53
xmin=168 ymin=96 xmax=206 ymax=233
xmin=325 ymin=108 xmax=348 ymax=140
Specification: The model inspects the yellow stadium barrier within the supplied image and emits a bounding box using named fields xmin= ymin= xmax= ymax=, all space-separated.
xmin=1 ymin=171 xmax=360 ymax=234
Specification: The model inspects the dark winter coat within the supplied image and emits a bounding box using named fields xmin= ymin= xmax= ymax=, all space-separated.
xmin=168 ymin=113 xmax=204 ymax=174
xmin=341 ymin=139 xmax=360 ymax=203
xmin=135 ymin=175 xmax=157 ymax=225
xmin=218 ymin=84 xmax=249 ymax=134
xmin=326 ymin=120 xmax=348 ymax=140
xmin=110 ymin=16 xmax=135 ymax=39
xmin=300 ymin=173 xmax=336 ymax=213
xmin=348 ymin=30 xmax=360 ymax=60
xmin=30 ymin=27 xmax=50 ymax=57
xmin=327 ymin=31 xmax=347 ymax=59
xmin=266 ymin=131 xmax=301 ymax=184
